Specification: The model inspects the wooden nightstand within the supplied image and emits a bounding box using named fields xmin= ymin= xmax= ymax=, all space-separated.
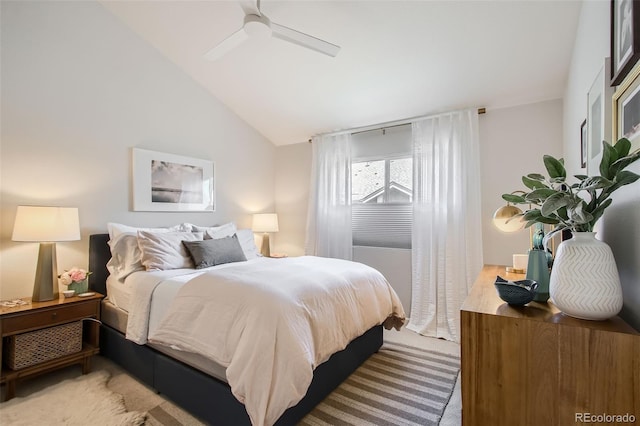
xmin=0 ymin=292 xmax=103 ymax=401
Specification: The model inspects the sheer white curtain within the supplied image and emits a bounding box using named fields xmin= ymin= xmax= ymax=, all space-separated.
xmin=305 ymin=133 xmax=353 ymax=260
xmin=407 ymin=109 xmax=483 ymax=342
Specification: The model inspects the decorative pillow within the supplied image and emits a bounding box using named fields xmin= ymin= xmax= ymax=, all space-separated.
xmin=235 ymin=229 xmax=260 ymax=259
xmin=137 ymin=231 xmax=204 ymax=271
xmin=106 ymin=223 xmax=190 ymax=281
xmin=192 ymin=222 xmax=237 ymax=239
xmin=183 ymin=234 xmax=247 ymax=269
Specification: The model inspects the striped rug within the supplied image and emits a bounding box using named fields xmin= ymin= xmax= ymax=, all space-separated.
xmin=299 ymin=341 xmax=460 ymax=426
xmin=145 ymin=342 xmax=460 ymax=426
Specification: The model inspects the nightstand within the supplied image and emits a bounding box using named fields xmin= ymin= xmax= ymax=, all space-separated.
xmin=0 ymin=292 xmax=103 ymax=401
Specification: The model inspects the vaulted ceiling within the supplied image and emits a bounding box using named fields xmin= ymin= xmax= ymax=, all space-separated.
xmin=101 ymin=0 xmax=582 ymax=145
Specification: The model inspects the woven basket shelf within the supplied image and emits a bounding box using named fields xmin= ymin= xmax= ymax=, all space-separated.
xmin=3 ymin=321 xmax=82 ymax=370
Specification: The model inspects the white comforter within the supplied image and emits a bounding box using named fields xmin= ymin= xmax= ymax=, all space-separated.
xmin=144 ymin=256 xmax=405 ymax=426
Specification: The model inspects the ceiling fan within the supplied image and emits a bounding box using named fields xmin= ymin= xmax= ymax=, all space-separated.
xmin=204 ymin=0 xmax=340 ymax=61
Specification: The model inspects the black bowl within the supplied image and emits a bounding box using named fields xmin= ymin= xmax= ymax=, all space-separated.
xmin=494 ymin=276 xmax=538 ymax=306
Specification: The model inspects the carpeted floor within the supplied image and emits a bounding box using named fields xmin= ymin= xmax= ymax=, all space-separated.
xmin=1 ymin=327 xmax=462 ymax=425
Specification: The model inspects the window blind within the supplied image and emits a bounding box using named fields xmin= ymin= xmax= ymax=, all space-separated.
xmin=352 ymin=204 xmax=412 ymax=249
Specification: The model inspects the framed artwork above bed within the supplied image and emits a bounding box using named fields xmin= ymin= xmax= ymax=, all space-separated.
xmin=132 ymin=148 xmax=215 ymax=212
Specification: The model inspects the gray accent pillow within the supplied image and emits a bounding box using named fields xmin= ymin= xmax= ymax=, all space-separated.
xmin=182 ymin=234 xmax=247 ymax=269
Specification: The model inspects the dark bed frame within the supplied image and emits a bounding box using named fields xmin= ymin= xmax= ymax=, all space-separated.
xmin=88 ymin=233 xmax=383 ymax=425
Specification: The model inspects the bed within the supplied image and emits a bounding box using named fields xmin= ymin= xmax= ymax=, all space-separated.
xmin=88 ymin=229 xmax=405 ymax=426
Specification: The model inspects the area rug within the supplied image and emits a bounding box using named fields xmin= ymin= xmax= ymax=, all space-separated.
xmin=0 ymin=370 xmax=146 ymax=426
xmin=144 ymin=341 xmax=460 ymax=426
xmin=299 ymin=341 xmax=460 ymax=426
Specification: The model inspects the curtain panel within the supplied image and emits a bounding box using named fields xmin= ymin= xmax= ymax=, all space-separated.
xmin=407 ymin=109 xmax=483 ymax=342
xmin=305 ymin=133 xmax=353 ymax=260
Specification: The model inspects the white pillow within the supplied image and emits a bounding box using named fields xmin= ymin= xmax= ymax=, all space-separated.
xmin=106 ymin=223 xmax=190 ymax=281
xmin=192 ymin=222 xmax=237 ymax=239
xmin=137 ymin=231 xmax=204 ymax=271
xmin=236 ymin=229 xmax=260 ymax=260
xmin=107 ymin=222 xmax=188 ymax=239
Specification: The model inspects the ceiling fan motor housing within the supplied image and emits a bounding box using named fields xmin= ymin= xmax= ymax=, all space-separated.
xmin=244 ymin=14 xmax=272 ymax=38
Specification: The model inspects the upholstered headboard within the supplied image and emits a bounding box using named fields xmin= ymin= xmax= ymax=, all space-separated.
xmin=88 ymin=233 xmax=110 ymax=296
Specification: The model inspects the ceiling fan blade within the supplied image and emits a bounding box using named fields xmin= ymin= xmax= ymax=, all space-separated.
xmin=271 ymin=22 xmax=340 ymax=57
xmin=204 ymin=28 xmax=248 ymax=61
xmin=238 ymin=0 xmax=260 ymax=16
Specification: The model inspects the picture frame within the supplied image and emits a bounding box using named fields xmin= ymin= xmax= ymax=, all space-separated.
xmin=587 ymin=59 xmax=614 ymax=175
xmin=611 ymin=0 xmax=640 ymax=86
xmin=612 ymin=60 xmax=640 ymax=152
xmin=132 ymin=148 xmax=215 ymax=212
xmin=580 ymin=119 xmax=587 ymax=169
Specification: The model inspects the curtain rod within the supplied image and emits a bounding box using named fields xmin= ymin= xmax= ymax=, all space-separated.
xmin=309 ymin=107 xmax=486 ymax=142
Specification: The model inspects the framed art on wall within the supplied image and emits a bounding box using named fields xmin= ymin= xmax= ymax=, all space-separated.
xmin=587 ymin=59 xmax=614 ymax=175
xmin=132 ymin=148 xmax=215 ymax=212
xmin=613 ymin=60 xmax=640 ymax=152
xmin=580 ymin=119 xmax=587 ymax=169
xmin=611 ymin=0 xmax=640 ymax=86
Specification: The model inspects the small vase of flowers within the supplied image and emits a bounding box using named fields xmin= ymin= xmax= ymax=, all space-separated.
xmin=59 ymin=267 xmax=92 ymax=295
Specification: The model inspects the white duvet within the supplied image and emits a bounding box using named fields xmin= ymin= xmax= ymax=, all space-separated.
xmin=131 ymin=256 xmax=405 ymax=426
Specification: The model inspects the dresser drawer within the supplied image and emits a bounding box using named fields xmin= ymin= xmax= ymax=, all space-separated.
xmin=1 ymin=301 xmax=98 ymax=335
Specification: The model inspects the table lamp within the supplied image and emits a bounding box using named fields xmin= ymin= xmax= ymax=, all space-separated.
xmin=252 ymin=213 xmax=279 ymax=257
xmin=12 ymin=206 xmax=81 ymax=302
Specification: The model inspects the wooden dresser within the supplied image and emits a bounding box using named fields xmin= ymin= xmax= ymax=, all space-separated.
xmin=460 ymin=265 xmax=639 ymax=426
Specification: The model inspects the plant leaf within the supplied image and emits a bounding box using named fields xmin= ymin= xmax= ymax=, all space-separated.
xmin=526 ymin=173 xmax=546 ymax=181
xmin=543 ymin=226 xmax=567 ymax=251
xmin=610 ymin=148 xmax=640 ymax=176
xmin=614 ymin=138 xmax=631 ymax=157
xmin=556 ymin=206 xmax=569 ymax=220
xmin=543 ymin=155 xmax=566 ymax=179
xmin=600 ymin=141 xmax=619 ymax=180
xmin=574 ymin=174 xmax=589 ymax=181
xmin=502 ymin=194 xmax=526 ymax=203
xmin=579 ymin=176 xmax=612 ymax=190
xmin=606 ymin=171 xmax=640 ymax=195
xmin=523 ymin=209 xmax=543 ymax=220
xmin=615 ymin=170 xmax=640 ymax=185
xmin=525 ymin=188 xmax=557 ymax=202
xmin=568 ymin=201 xmax=594 ymax=225
xmin=541 ymin=192 xmax=570 ymax=217
xmin=522 ymin=175 xmax=547 ymax=190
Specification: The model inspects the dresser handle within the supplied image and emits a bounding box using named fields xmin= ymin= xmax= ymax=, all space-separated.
xmin=52 ymin=312 xmax=57 ymax=319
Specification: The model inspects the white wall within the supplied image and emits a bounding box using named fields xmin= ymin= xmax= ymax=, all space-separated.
xmin=274 ymin=143 xmax=312 ymax=257
xmin=479 ymin=100 xmax=564 ymax=266
xmin=0 ymin=1 xmax=276 ymax=299
xmin=563 ymin=1 xmax=640 ymax=330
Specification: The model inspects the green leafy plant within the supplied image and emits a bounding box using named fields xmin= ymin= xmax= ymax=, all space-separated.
xmin=502 ymin=138 xmax=640 ymax=244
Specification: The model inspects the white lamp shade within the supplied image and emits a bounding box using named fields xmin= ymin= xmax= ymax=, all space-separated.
xmin=12 ymin=206 xmax=81 ymax=242
xmin=252 ymin=213 xmax=279 ymax=233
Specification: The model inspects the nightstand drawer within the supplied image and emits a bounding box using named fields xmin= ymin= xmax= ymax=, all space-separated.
xmin=1 ymin=302 xmax=97 ymax=335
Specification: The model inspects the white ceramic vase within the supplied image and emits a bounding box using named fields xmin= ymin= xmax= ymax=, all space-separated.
xmin=549 ymin=232 xmax=623 ymax=320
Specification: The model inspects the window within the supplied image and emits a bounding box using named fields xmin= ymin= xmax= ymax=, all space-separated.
xmin=352 ymin=158 xmax=412 ymax=204
xmin=351 ymin=125 xmax=413 ymax=249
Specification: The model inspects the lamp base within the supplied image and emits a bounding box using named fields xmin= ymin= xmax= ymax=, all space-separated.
xmin=32 ymin=242 xmax=59 ymax=302
xmin=260 ymin=233 xmax=271 ymax=257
